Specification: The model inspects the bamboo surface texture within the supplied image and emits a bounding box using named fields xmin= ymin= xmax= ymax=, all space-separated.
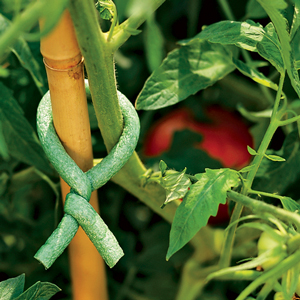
xmin=40 ymin=10 xmax=108 ymax=300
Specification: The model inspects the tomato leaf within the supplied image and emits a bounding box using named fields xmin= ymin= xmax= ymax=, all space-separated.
xmin=159 ymin=160 xmax=167 ymax=176
xmin=280 ymin=197 xmax=300 ymax=214
xmin=135 ymin=40 xmax=235 ymax=110
xmin=0 ymin=274 xmax=25 ymax=300
xmin=239 ymin=165 xmax=255 ymax=173
xmin=257 ymin=0 xmax=300 ymax=98
xmin=0 ymin=120 xmax=9 ymax=160
xmin=161 ymin=168 xmax=191 ymax=206
xmin=95 ymin=0 xmax=115 ymax=21
xmin=232 ymin=58 xmax=278 ymax=91
xmin=180 ymin=20 xmax=284 ymax=73
xmin=247 ymin=146 xmax=258 ymax=156
xmin=166 ymin=168 xmax=240 ymax=260
xmin=14 ymin=281 xmax=61 ymax=300
xmin=0 ymin=82 xmax=53 ymax=175
xmin=264 ymin=153 xmax=286 ymax=162
xmin=246 ymin=0 xmax=267 ymax=19
xmin=290 ymin=0 xmax=300 ymax=41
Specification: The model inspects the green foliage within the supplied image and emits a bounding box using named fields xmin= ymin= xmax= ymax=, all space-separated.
xmin=257 ymin=0 xmax=300 ymax=99
xmin=0 ymin=82 xmax=52 ymax=174
xmin=0 ymin=14 xmax=47 ymax=95
xmin=135 ymin=40 xmax=235 ymax=110
xmin=280 ymin=196 xmax=300 ymax=213
xmin=158 ymin=161 xmax=192 ymax=207
xmin=245 ymin=0 xmax=267 ymax=19
xmin=232 ymin=58 xmax=278 ymax=91
xmin=0 ymin=274 xmax=60 ymax=300
xmin=95 ymin=0 xmax=115 ymax=21
xmin=4 ymin=0 xmax=300 ymax=299
xmin=166 ymin=168 xmax=240 ymax=260
xmin=183 ymin=20 xmax=285 ymax=73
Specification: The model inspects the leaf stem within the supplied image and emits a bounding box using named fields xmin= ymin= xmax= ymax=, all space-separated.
xmin=218 ymin=201 xmax=244 ymax=268
xmin=248 ymin=189 xmax=283 ymax=201
xmin=110 ymin=0 xmax=166 ymax=50
xmin=271 ymin=73 xmax=286 ymax=123
xmin=279 ymin=114 xmax=300 ymax=126
xmin=227 ymin=190 xmax=300 ymax=229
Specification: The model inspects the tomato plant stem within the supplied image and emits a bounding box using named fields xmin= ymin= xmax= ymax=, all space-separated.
xmin=219 ymin=74 xmax=286 ymax=269
xmin=227 ymin=190 xmax=300 ymax=229
xmin=68 ymin=0 xmax=123 ymax=151
xmin=218 ymin=202 xmax=244 ymax=269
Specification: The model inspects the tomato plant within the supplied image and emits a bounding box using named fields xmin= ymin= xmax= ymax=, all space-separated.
xmin=3 ymin=0 xmax=300 ymax=300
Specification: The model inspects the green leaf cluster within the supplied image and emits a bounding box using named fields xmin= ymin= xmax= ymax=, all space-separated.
xmin=158 ymin=161 xmax=191 ymax=207
xmin=166 ymin=168 xmax=240 ymax=259
xmin=0 ymin=82 xmax=53 ymax=175
xmin=0 ymin=274 xmax=60 ymax=300
xmin=136 ymin=40 xmax=236 ymax=110
xmin=95 ymin=0 xmax=115 ymax=21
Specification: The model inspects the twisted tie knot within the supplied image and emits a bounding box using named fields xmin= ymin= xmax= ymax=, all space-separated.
xmin=34 ymin=80 xmax=140 ymax=269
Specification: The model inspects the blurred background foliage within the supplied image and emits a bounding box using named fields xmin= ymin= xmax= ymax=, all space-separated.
xmin=0 ymin=0 xmax=300 ymax=299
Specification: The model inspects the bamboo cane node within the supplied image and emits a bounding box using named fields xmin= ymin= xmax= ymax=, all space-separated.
xmin=35 ymin=80 xmax=140 ymax=269
xmin=43 ymin=56 xmax=84 ymax=72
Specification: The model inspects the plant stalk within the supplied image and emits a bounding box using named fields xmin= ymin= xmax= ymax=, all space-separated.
xmin=219 ymin=74 xmax=284 ymax=269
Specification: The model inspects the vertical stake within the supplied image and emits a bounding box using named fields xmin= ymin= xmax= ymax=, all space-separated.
xmin=40 ymin=10 xmax=108 ymax=300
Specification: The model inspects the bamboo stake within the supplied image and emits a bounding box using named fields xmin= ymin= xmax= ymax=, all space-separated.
xmin=40 ymin=10 xmax=108 ymax=300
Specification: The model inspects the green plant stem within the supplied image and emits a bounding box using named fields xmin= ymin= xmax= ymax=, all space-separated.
xmin=236 ymin=249 xmax=300 ymax=300
xmin=218 ymin=202 xmax=244 ymax=268
xmin=271 ymin=73 xmax=286 ymax=123
xmin=68 ymin=0 xmax=123 ymax=151
xmin=68 ymin=0 xmax=175 ymax=222
xmin=219 ymin=120 xmax=279 ymax=268
xmin=110 ymin=0 xmax=166 ymax=50
xmin=219 ymin=74 xmax=285 ymax=268
xmin=107 ymin=3 xmax=118 ymax=42
xmin=248 ymin=189 xmax=283 ymax=201
xmin=279 ymin=114 xmax=300 ymax=126
xmin=227 ymin=190 xmax=300 ymax=229
xmin=287 ymin=234 xmax=300 ymax=253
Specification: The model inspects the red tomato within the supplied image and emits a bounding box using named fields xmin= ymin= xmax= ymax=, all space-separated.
xmin=143 ymin=106 xmax=253 ymax=169
xmin=143 ymin=106 xmax=254 ymax=225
